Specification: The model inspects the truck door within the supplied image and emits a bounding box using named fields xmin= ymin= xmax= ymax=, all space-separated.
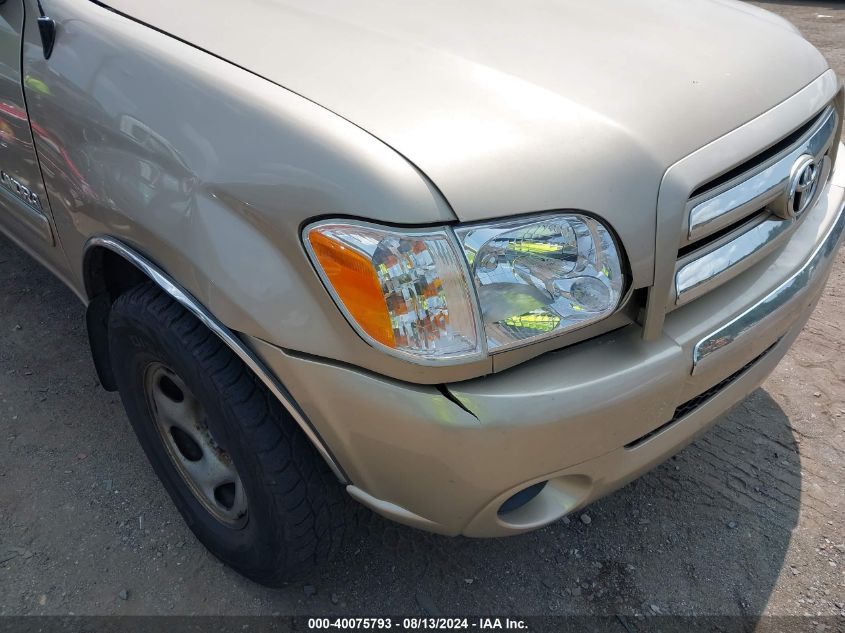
xmin=0 ymin=0 xmax=55 ymax=252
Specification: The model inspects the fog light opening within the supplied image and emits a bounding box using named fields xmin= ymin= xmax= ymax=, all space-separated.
xmin=498 ymin=481 xmax=548 ymax=516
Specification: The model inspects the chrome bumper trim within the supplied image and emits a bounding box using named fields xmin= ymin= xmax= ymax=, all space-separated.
xmin=692 ymin=196 xmax=845 ymax=371
xmin=687 ymin=106 xmax=837 ymax=243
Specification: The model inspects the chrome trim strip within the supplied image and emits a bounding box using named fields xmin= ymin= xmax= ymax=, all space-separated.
xmin=692 ymin=198 xmax=845 ymax=369
xmin=676 ymin=216 xmax=792 ymax=305
xmin=84 ymin=236 xmax=351 ymax=484
xmin=688 ymin=106 xmax=837 ymax=242
xmin=676 ymin=156 xmax=832 ymax=306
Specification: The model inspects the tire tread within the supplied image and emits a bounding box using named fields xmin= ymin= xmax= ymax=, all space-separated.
xmin=109 ymin=282 xmax=354 ymax=585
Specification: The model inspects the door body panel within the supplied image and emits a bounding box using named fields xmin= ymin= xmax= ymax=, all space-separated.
xmin=0 ymin=0 xmax=69 ymax=280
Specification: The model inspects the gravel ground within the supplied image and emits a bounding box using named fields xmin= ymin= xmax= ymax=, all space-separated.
xmin=1 ymin=0 xmax=844 ymax=621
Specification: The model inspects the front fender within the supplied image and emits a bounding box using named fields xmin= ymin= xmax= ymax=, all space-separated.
xmin=22 ymin=0 xmax=492 ymax=384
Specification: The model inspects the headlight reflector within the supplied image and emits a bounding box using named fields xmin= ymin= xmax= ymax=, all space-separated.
xmin=455 ymin=214 xmax=624 ymax=351
xmin=305 ymin=223 xmax=482 ymax=362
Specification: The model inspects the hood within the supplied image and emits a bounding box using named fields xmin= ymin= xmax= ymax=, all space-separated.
xmin=104 ymin=0 xmax=829 ymax=227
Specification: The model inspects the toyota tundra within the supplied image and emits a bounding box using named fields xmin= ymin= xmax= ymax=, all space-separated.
xmin=0 ymin=0 xmax=843 ymax=585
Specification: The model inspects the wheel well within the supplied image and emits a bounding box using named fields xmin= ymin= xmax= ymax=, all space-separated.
xmin=79 ymin=240 xmax=349 ymax=482
xmin=84 ymin=246 xmax=149 ymax=302
xmin=83 ymin=246 xmax=150 ymax=391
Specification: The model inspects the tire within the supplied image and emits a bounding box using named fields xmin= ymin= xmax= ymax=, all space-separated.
xmin=107 ymin=281 xmax=351 ymax=585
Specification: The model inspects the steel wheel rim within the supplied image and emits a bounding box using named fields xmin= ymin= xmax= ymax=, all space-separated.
xmin=144 ymin=362 xmax=248 ymax=528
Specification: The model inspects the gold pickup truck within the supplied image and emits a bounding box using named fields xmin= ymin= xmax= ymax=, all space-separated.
xmin=1 ymin=0 xmax=843 ymax=585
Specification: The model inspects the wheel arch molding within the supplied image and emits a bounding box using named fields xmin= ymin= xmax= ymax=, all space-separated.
xmin=81 ymin=235 xmax=351 ymax=484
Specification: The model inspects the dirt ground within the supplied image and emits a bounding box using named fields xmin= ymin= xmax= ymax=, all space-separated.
xmin=1 ymin=0 xmax=844 ymax=622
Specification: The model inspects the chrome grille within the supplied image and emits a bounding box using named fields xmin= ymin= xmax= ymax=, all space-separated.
xmin=671 ymin=105 xmax=838 ymax=308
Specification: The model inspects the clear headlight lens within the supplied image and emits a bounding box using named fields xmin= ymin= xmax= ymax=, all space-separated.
xmin=455 ymin=214 xmax=624 ymax=351
xmin=304 ymin=222 xmax=482 ymax=362
xmin=305 ymin=213 xmax=625 ymax=363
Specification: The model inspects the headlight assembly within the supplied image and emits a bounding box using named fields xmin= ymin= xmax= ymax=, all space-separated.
xmin=455 ymin=214 xmax=624 ymax=351
xmin=304 ymin=213 xmax=625 ymax=364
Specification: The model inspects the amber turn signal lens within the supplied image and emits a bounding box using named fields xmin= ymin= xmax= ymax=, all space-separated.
xmin=304 ymin=222 xmax=481 ymax=362
xmin=308 ymin=231 xmax=396 ymax=347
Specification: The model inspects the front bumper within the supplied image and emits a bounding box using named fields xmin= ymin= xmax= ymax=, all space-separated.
xmin=251 ymin=171 xmax=845 ymax=538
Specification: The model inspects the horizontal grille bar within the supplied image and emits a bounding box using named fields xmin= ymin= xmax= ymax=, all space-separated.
xmin=675 ymin=153 xmax=833 ymax=307
xmin=687 ymin=106 xmax=836 ymax=244
xmin=676 ymin=214 xmax=792 ymax=305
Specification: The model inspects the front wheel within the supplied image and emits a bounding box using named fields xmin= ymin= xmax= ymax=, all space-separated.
xmin=107 ymin=282 xmax=350 ymax=585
